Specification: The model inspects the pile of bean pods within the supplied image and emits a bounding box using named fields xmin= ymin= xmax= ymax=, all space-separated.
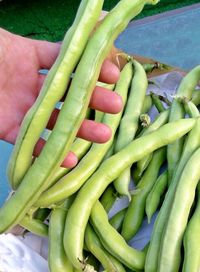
xmin=1 ymin=0 xmax=200 ymax=271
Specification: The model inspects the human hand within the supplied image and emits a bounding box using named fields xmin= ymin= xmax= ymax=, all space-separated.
xmin=0 ymin=28 xmax=122 ymax=168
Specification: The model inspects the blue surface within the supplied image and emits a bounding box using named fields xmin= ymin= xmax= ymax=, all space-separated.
xmin=1 ymin=4 xmax=200 ymax=206
xmin=115 ymin=4 xmax=200 ymax=70
xmin=0 ymin=141 xmax=12 ymax=206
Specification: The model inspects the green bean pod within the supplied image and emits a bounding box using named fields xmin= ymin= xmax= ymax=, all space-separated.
xmin=48 ymin=83 xmax=113 ymax=187
xmin=20 ymin=215 xmax=48 ymax=237
xmin=135 ymin=109 xmax=169 ymax=176
xmin=49 ymin=197 xmax=74 ymax=272
xmin=114 ymin=59 xmax=148 ymax=199
xmin=145 ymin=117 xmax=200 ymax=272
xmin=121 ymin=147 xmax=166 ymax=241
xmin=0 ymin=0 xmax=157 ymax=233
xmin=85 ymin=223 xmax=125 ymax=272
xmin=63 ymin=118 xmax=195 ymax=270
xmin=145 ymin=170 xmax=168 ymax=223
xmin=182 ymin=184 xmax=200 ymax=272
xmin=167 ymin=65 xmax=200 ymax=181
xmin=36 ymin=62 xmax=133 ymax=208
xmin=90 ymin=201 xmax=145 ymax=271
xmin=158 ymin=147 xmax=200 ymax=272
xmin=8 ymin=0 xmax=104 ymax=189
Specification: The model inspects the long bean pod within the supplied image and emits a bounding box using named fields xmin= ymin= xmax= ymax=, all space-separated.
xmin=121 ymin=147 xmax=166 ymax=241
xmin=145 ymin=170 xmax=168 ymax=223
xmin=90 ymin=201 xmax=145 ymax=271
xmin=49 ymin=197 xmax=74 ymax=272
xmin=135 ymin=109 xmax=169 ymax=177
xmin=0 ymin=0 xmax=156 ymax=233
xmin=8 ymin=0 xmax=104 ymax=189
xmin=167 ymin=65 xmax=200 ymax=181
xmin=145 ymin=117 xmax=200 ymax=272
xmin=36 ymin=62 xmax=133 ymax=208
xmin=158 ymin=147 xmax=200 ymax=272
xmin=113 ymin=59 xmax=148 ymax=199
xmin=63 ymin=118 xmax=195 ymax=270
xmin=85 ymin=223 xmax=125 ymax=272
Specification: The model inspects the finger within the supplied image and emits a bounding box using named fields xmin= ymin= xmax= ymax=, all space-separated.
xmin=46 ymin=111 xmax=111 ymax=143
xmin=33 ymin=40 xmax=61 ymax=69
xmin=77 ymin=119 xmax=111 ymax=143
xmin=99 ymin=59 xmax=120 ymax=84
xmin=33 ymin=138 xmax=78 ymax=168
xmin=89 ymin=86 xmax=123 ymax=114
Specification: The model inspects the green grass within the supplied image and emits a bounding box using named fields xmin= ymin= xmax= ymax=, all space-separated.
xmin=0 ymin=0 xmax=199 ymax=41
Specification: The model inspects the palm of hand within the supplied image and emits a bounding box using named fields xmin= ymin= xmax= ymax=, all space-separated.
xmin=0 ymin=29 xmax=58 ymax=144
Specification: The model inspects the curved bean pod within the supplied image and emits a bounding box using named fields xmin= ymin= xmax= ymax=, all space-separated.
xmin=85 ymin=223 xmax=125 ymax=272
xmin=145 ymin=170 xmax=168 ymax=223
xmin=36 ymin=62 xmax=133 ymax=208
xmin=20 ymin=215 xmax=48 ymax=237
xmin=90 ymin=201 xmax=145 ymax=271
xmin=135 ymin=109 xmax=169 ymax=177
xmin=167 ymin=65 xmax=200 ymax=181
xmin=8 ymin=0 xmax=104 ymax=189
xmin=0 ymin=0 xmax=154 ymax=233
xmin=145 ymin=118 xmax=200 ymax=272
xmin=114 ymin=59 xmax=148 ymax=199
xmin=121 ymin=147 xmax=166 ymax=241
xmin=158 ymin=147 xmax=200 ymax=272
xmin=49 ymin=197 xmax=74 ymax=272
xmin=63 ymin=118 xmax=195 ymax=270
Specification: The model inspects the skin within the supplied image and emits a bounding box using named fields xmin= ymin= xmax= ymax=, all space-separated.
xmin=0 ymin=28 xmax=122 ymax=168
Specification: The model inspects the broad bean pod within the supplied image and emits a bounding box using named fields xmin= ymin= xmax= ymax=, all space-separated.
xmin=158 ymin=147 xmax=200 ymax=272
xmin=49 ymin=197 xmax=74 ymax=272
xmin=63 ymin=118 xmax=195 ymax=270
xmin=85 ymin=223 xmax=125 ymax=272
xmin=0 ymin=0 xmax=153 ymax=233
xmin=135 ymin=109 xmax=169 ymax=177
xmin=167 ymin=65 xmax=200 ymax=181
xmin=90 ymin=201 xmax=145 ymax=271
xmin=145 ymin=170 xmax=168 ymax=223
xmin=113 ymin=59 xmax=148 ymax=199
xmin=121 ymin=147 xmax=166 ymax=241
xmin=8 ymin=0 xmax=104 ymax=189
xmin=36 ymin=62 xmax=133 ymax=208
xmin=145 ymin=117 xmax=200 ymax=272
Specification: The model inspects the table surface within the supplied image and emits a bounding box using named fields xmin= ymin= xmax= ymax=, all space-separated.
xmin=1 ymin=4 xmax=200 ymax=205
xmin=115 ymin=3 xmax=200 ymax=70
